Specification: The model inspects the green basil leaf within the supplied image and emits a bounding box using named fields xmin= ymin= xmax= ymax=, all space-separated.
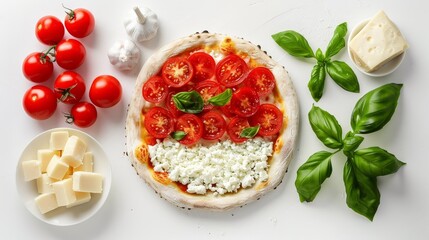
xmin=343 ymin=131 xmax=364 ymax=153
xmin=325 ymin=22 xmax=347 ymax=59
xmin=315 ymin=48 xmax=325 ymax=62
xmin=172 ymin=91 xmax=204 ymax=114
xmin=308 ymin=63 xmax=326 ymax=102
xmin=208 ymin=88 xmax=232 ymax=106
xmin=308 ymin=105 xmax=343 ymax=149
xmin=295 ymin=151 xmax=333 ymax=202
xmin=351 ymin=83 xmax=403 ymax=134
xmin=353 ymin=147 xmax=405 ymax=177
xmin=343 ymin=160 xmax=380 ymax=221
xmin=272 ymin=30 xmax=315 ymax=58
xmin=326 ymin=60 xmax=359 ymax=93
xmin=171 ymin=131 xmax=187 ymax=141
xmin=240 ymin=125 xmax=260 ymax=138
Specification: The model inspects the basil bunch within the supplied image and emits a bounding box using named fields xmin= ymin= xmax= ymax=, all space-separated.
xmin=272 ymin=22 xmax=359 ymax=101
xmin=295 ymin=83 xmax=405 ymax=221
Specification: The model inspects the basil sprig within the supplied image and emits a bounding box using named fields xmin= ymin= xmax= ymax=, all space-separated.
xmin=240 ymin=125 xmax=260 ymax=138
xmin=208 ymin=88 xmax=232 ymax=106
xmin=272 ymin=22 xmax=359 ymax=101
xmin=172 ymin=91 xmax=204 ymax=114
xmin=295 ymin=83 xmax=405 ymax=221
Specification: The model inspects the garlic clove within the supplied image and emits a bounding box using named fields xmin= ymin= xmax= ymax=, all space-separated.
xmin=107 ymin=39 xmax=141 ymax=71
xmin=124 ymin=6 xmax=159 ymax=42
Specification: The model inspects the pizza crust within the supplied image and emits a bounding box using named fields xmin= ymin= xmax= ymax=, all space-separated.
xmin=126 ymin=32 xmax=299 ymax=211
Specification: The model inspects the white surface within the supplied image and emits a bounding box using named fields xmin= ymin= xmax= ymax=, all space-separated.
xmin=1 ymin=0 xmax=428 ymax=239
xmin=16 ymin=128 xmax=112 ymax=226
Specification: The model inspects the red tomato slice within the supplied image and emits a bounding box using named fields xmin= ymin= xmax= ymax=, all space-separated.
xmin=227 ymin=117 xmax=250 ymax=143
xmin=230 ymin=87 xmax=260 ymax=117
xmin=142 ymin=76 xmax=168 ymax=103
xmin=195 ymin=80 xmax=222 ymax=111
xmin=144 ymin=107 xmax=174 ymax=139
xmin=215 ymin=54 xmax=248 ymax=87
xmin=246 ymin=67 xmax=275 ymax=97
xmin=175 ymin=114 xmax=203 ymax=145
xmin=165 ymin=91 xmax=183 ymax=118
xmin=220 ymin=101 xmax=236 ymax=118
xmin=162 ymin=57 xmax=194 ymax=88
xmin=201 ymin=111 xmax=226 ymax=140
xmin=249 ymin=104 xmax=283 ymax=136
xmin=188 ymin=52 xmax=216 ymax=82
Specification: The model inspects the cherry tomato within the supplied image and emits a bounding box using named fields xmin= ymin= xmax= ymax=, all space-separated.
xmin=66 ymin=101 xmax=97 ymax=128
xmin=220 ymin=101 xmax=236 ymax=118
xmin=230 ymin=87 xmax=260 ymax=117
xmin=161 ymin=57 xmax=194 ymax=87
xmin=22 ymin=52 xmax=53 ymax=83
xmin=201 ymin=111 xmax=226 ymax=140
xmin=89 ymin=75 xmax=122 ymax=108
xmin=195 ymin=80 xmax=222 ymax=111
xmin=22 ymin=85 xmax=57 ymax=120
xmin=144 ymin=107 xmax=174 ymax=139
xmin=227 ymin=117 xmax=250 ymax=143
xmin=249 ymin=104 xmax=283 ymax=136
xmin=246 ymin=67 xmax=275 ymax=97
xmin=175 ymin=114 xmax=204 ymax=145
xmin=188 ymin=52 xmax=216 ymax=82
xmin=215 ymin=54 xmax=249 ymax=87
xmin=54 ymin=71 xmax=85 ymax=104
xmin=142 ymin=76 xmax=168 ymax=103
xmin=35 ymin=16 xmax=64 ymax=45
xmin=55 ymin=39 xmax=86 ymax=70
xmin=166 ymin=91 xmax=183 ymax=118
xmin=64 ymin=7 xmax=95 ymax=38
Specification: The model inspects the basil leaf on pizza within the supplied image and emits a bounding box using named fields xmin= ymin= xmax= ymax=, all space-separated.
xmin=208 ymin=88 xmax=232 ymax=106
xmin=240 ymin=125 xmax=260 ymax=138
xmin=172 ymin=90 xmax=204 ymax=114
xmin=171 ymin=131 xmax=187 ymax=141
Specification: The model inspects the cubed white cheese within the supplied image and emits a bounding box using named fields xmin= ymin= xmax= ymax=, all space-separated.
xmin=22 ymin=160 xmax=41 ymax=181
xmin=52 ymin=178 xmax=76 ymax=206
xmin=66 ymin=192 xmax=91 ymax=208
xmin=46 ymin=155 xmax=69 ymax=180
xmin=35 ymin=192 xmax=58 ymax=214
xmin=61 ymin=136 xmax=87 ymax=168
xmin=74 ymin=152 xmax=93 ymax=172
xmin=72 ymin=172 xmax=103 ymax=193
xmin=37 ymin=149 xmax=56 ymax=173
xmin=49 ymin=131 xmax=69 ymax=151
xmin=36 ymin=173 xmax=58 ymax=194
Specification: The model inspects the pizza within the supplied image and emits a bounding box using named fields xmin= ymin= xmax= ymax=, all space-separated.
xmin=126 ymin=32 xmax=299 ymax=211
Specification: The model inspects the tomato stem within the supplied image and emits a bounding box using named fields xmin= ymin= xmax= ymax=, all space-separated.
xmin=41 ymin=46 xmax=56 ymax=63
xmin=133 ymin=6 xmax=146 ymax=24
xmin=62 ymin=4 xmax=75 ymax=20
xmin=55 ymin=83 xmax=78 ymax=103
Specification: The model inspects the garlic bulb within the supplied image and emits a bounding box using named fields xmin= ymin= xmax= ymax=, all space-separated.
xmin=124 ymin=6 xmax=159 ymax=42
xmin=107 ymin=39 xmax=141 ymax=71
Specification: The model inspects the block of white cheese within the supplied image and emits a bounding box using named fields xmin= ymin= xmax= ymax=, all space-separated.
xmin=35 ymin=192 xmax=58 ymax=214
xmin=37 ymin=173 xmax=58 ymax=194
xmin=74 ymin=152 xmax=93 ymax=172
xmin=37 ymin=149 xmax=56 ymax=173
xmin=22 ymin=160 xmax=41 ymax=181
xmin=46 ymin=155 xmax=69 ymax=180
xmin=349 ymin=11 xmax=408 ymax=72
xmin=49 ymin=131 xmax=69 ymax=151
xmin=61 ymin=136 xmax=87 ymax=168
xmin=52 ymin=178 xmax=76 ymax=206
xmin=72 ymin=172 xmax=103 ymax=193
xmin=66 ymin=192 xmax=91 ymax=208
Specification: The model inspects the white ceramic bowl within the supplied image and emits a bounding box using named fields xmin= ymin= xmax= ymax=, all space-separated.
xmin=16 ymin=128 xmax=112 ymax=226
xmin=347 ymin=19 xmax=405 ymax=77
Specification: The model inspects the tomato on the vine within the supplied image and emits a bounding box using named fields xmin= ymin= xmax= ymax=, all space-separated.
xmin=142 ymin=76 xmax=168 ymax=103
xmin=22 ymin=85 xmax=57 ymax=120
xmin=64 ymin=7 xmax=95 ymax=38
xmin=215 ymin=54 xmax=249 ymax=87
xmin=66 ymin=101 xmax=97 ymax=128
xmin=249 ymin=104 xmax=283 ymax=136
xmin=35 ymin=15 xmax=64 ymax=45
xmin=22 ymin=52 xmax=53 ymax=83
xmin=175 ymin=114 xmax=204 ymax=145
xmin=245 ymin=67 xmax=275 ymax=97
xmin=55 ymin=39 xmax=86 ymax=70
xmin=201 ymin=111 xmax=226 ymax=140
xmin=188 ymin=52 xmax=215 ymax=82
xmin=161 ymin=57 xmax=194 ymax=88
xmin=144 ymin=107 xmax=174 ymax=139
xmin=89 ymin=75 xmax=122 ymax=108
xmin=227 ymin=117 xmax=251 ymax=143
xmin=54 ymin=71 xmax=86 ymax=104
xmin=230 ymin=87 xmax=260 ymax=117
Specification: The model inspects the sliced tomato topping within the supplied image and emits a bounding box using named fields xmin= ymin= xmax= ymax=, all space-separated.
xmin=230 ymin=87 xmax=260 ymax=117
xmin=245 ymin=67 xmax=275 ymax=97
xmin=188 ymin=52 xmax=216 ymax=82
xmin=227 ymin=117 xmax=250 ymax=143
xmin=142 ymin=76 xmax=168 ymax=103
xmin=162 ymin=57 xmax=194 ymax=88
xmin=249 ymin=104 xmax=283 ymax=136
xmin=195 ymin=80 xmax=223 ymax=111
xmin=201 ymin=111 xmax=226 ymax=140
xmin=144 ymin=107 xmax=174 ymax=139
xmin=220 ymin=101 xmax=236 ymax=118
xmin=165 ymin=91 xmax=183 ymax=118
xmin=215 ymin=54 xmax=249 ymax=87
xmin=175 ymin=114 xmax=204 ymax=145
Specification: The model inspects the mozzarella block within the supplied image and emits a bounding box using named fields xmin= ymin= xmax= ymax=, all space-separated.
xmin=66 ymin=192 xmax=91 ymax=208
xmin=35 ymin=192 xmax=58 ymax=214
xmin=61 ymin=136 xmax=87 ymax=168
xmin=22 ymin=160 xmax=41 ymax=181
xmin=50 ymin=131 xmax=69 ymax=151
xmin=72 ymin=172 xmax=103 ymax=193
xmin=52 ymin=178 xmax=76 ymax=206
xmin=37 ymin=149 xmax=56 ymax=173
xmin=74 ymin=152 xmax=93 ymax=172
xmin=349 ymin=11 xmax=408 ymax=72
xmin=46 ymin=155 xmax=69 ymax=180
xmin=36 ymin=173 xmax=58 ymax=194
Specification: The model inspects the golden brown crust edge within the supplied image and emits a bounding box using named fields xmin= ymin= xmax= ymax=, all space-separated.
xmin=125 ymin=32 xmax=299 ymax=211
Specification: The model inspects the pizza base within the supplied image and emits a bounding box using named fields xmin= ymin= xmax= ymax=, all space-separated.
xmin=126 ymin=32 xmax=299 ymax=211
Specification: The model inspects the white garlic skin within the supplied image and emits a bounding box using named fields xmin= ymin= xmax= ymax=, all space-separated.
xmin=124 ymin=7 xmax=159 ymax=42
xmin=108 ymin=39 xmax=141 ymax=71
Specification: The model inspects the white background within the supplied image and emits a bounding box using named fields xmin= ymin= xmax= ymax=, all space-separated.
xmin=1 ymin=0 xmax=428 ymax=239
